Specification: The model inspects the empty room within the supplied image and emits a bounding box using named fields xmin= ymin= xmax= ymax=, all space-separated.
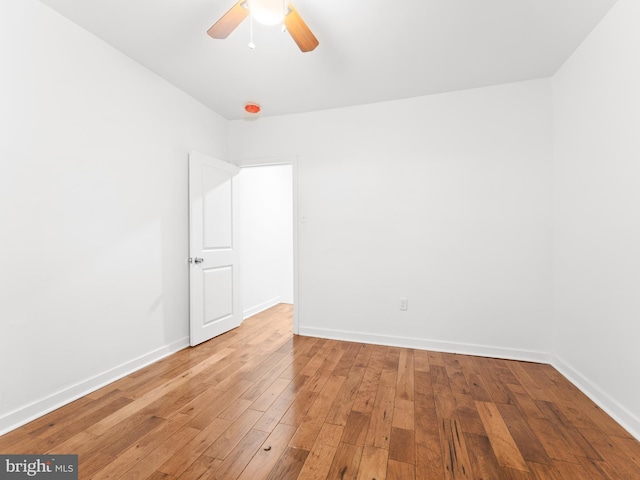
xmin=1 ymin=0 xmax=639 ymax=478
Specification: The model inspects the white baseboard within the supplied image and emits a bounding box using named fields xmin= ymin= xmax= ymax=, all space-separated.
xmin=243 ymin=297 xmax=281 ymax=320
xmin=552 ymin=355 xmax=640 ymax=441
xmin=298 ymin=326 xmax=551 ymax=364
xmin=0 ymin=336 xmax=190 ymax=437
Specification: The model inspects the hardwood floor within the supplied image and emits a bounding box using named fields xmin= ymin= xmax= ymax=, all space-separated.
xmin=1 ymin=304 xmax=639 ymax=479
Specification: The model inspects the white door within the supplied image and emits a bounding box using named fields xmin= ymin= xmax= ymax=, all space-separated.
xmin=189 ymin=151 xmax=242 ymax=346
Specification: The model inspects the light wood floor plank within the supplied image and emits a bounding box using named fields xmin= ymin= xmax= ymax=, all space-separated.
xmin=476 ymin=401 xmax=529 ymax=472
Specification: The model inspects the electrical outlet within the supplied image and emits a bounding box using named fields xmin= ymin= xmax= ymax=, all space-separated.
xmin=400 ymin=298 xmax=408 ymax=311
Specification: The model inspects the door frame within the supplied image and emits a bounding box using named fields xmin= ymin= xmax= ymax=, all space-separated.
xmin=235 ymin=156 xmax=300 ymax=335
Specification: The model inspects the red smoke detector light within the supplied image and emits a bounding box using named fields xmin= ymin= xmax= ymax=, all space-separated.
xmin=244 ymin=103 xmax=261 ymax=114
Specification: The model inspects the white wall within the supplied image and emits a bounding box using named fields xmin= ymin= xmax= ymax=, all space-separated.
xmin=0 ymin=0 xmax=228 ymax=433
xmin=230 ymin=79 xmax=554 ymax=360
xmin=552 ymin=0 xmax=640 ymax=438
xmin=239 ymin=165 xmax=294 ymax=318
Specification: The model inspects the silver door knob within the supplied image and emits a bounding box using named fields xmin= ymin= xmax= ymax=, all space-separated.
xmin=194 ymin=257 xmax=204 ymax=264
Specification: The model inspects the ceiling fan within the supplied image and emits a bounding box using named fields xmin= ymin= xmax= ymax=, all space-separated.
xmin=207 ymin=0 xmax=319 ymax=52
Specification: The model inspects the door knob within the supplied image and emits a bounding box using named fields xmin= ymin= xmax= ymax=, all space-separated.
xmin=194 ymin=257 xmax=204 ymax=264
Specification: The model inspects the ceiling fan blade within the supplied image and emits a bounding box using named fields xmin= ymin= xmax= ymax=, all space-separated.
xmin=284 ymin=4 xmax=319 ymax=52
xmin=207 ymin=1 xmax=249 ymax=39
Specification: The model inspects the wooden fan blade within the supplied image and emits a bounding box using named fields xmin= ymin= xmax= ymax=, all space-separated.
xmin=207 ymin=1 xmax=249 ymax=39
xmin=284 ymin=4 xmax=319 ymax=52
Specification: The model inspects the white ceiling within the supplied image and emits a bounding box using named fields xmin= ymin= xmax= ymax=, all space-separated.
xmin=38 ymin=0 xmax=618 ymax=120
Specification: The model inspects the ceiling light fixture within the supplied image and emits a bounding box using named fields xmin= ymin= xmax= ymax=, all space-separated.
xmin=207 ymin=1 xmax=319 ymax=53
xmin=245 ymin=0 xmax=287 ymax=26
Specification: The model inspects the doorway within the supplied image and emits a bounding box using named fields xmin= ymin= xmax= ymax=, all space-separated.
xmin=237 ymin=158 xmax=298 ymax=333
